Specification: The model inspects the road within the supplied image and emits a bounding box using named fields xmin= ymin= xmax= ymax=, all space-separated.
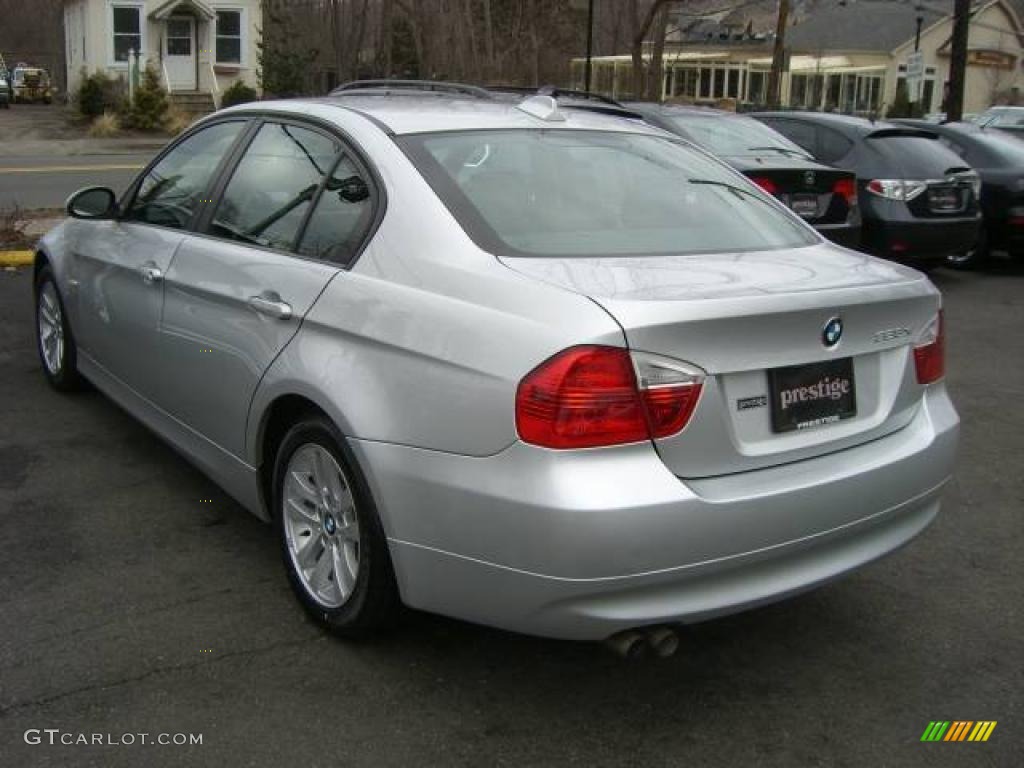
xmin=0 ymin=154 xmax=149 ymax=211
xmin=0 ymin=262 xmax=1021 ymax=767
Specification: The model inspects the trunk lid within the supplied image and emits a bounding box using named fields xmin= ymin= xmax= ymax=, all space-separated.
xmin=728 ymin=160 xmax=857 ymax=226
xmin=501 ymin=243 xmax=940 ymax=477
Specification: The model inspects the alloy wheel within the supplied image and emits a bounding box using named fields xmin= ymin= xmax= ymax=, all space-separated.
xmin=37 ymin=282 xmax=64 ymax=376
xmin=282 ymin=443 xmax=361 ymax=609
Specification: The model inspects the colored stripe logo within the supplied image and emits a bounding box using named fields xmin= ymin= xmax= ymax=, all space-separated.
xmin=921 ymin=721 xmax=997 ymax=742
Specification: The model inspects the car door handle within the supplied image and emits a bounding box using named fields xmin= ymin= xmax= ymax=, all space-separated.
xmin=139 ymin=263 xmax=163 ymax=285
xmin=248 ymin=293 xmax=293 ymax=320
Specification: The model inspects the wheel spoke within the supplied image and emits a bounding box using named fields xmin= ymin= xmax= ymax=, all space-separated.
xmin=288 ymin=469 xmax=320 ymax=506
xmin=312 ymin=448 xmax=329 ymax=490
xmin=333 ymin=542 xmax=356 ymax=598
xmin=40 ymin=305 xmax=58 ymax=327
xmin=309 ymin=549 xmax=334 ymax=596
xmin=285 ymin=496 xmax=318 ymax=527
xmin=294 ymin=530 xmax=324 ymax=570
xmin=338 ymin=516 xmax=360 ymax=543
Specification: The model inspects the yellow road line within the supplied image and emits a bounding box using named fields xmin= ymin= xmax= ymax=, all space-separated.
xmin=0 ymin=250 xmax=34 ymax=266
xmin=0 ymin=164 xmax=144 ymax=174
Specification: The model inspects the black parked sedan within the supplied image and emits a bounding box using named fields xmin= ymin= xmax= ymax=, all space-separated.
xmin=627 ymin=104 xmax=860 ymax=248
xmin=753 ymin=112 xmax=981 ymax=267
xmin=892 ymin=119 xmax=1024 ymax=267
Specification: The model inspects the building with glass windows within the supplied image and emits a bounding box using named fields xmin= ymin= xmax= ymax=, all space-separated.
xmin=574 ymin=0 xmax=1024 ymax=117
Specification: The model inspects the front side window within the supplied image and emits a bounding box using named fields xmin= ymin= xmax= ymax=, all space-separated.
xmin=400 ymin=130 xmax=818 ymax=258
xmin=112 ymin=5 xmax=141 ymax=62
xmin=297 ymin=155 xmax=375 ymax=264
xmin=210 ymin=123 xmax=339 ymax=250
xmin=126 ymin=121 xmax=245 ymax=229
xmin=215 ymin=10 xmax=243 ymax=64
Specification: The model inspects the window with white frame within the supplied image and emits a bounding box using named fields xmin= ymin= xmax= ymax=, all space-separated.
xmin=112 ymin=4 xmax=142 ymax=62
xmin=215 ymin=10 xmax=243 ymax=65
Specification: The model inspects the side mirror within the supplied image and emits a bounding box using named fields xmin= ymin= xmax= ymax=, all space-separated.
xmin=67 ymin=187 xmax=118 ymax=220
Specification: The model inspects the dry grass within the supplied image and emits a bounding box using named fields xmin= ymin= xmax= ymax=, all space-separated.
xmin=0 ymin=204 xmax=32 ymax=250
xmin=164 ymin=105 xmax=193 ymax=136
xmin=88 ymin=111 xmax=122 ymax=138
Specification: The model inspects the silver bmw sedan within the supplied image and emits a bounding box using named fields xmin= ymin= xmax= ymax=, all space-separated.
xmin=32 ymin=90 xmax=958 ymax=645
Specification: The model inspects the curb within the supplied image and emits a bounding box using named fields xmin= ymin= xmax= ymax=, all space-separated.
xmin=0 ymin=250 xmax=34 ymax=267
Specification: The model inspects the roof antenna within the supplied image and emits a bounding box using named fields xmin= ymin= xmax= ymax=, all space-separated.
xmin=517 ymin=95 xmax=566 ymax=122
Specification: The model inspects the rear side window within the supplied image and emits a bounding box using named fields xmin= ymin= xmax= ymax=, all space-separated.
xmin=297 ymin=154 xmax=375 ymax=264
xmin=817 ymin=127 xmax=853 ymax=163
xmin=765 ymin=119 xmax=818 ymax=156
xmin=126 ymin=121 xmax=244 ymax=229
xmin=210 ymin=122 xmax=339 ymax=250
xmin=400 ymin=129 xmax=817 ymax=258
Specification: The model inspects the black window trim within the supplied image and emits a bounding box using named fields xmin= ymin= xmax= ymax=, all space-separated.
xmin=192 ymin=112 xmax=386 ymax=269
xmin=118 ymin=111 xmax=387 ymax=270
xmin=118 ymin=116 xmax=255 ymax=233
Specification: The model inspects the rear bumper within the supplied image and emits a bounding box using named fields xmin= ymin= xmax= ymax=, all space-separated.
xmin=862 ymin=213 xmax=981 ymax=261
xmin=815 ymin=221 xmax=861 ymax=250
xmin=352 ymin=386 xmax=959 ymax=640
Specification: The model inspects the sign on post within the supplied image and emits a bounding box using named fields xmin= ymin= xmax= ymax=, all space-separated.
xmin=906 ymin=51 xmax=924 ymax=103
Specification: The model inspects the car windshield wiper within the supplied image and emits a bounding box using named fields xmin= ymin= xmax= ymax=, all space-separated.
xmin=746 ymin=145 xmax=811 ymax=159
xmin=687 ymin=178 xmax=766 ymax=200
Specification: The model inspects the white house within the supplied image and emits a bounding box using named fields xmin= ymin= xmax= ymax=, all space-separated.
xmin=63 ymin=0 xmax=262 ymax=108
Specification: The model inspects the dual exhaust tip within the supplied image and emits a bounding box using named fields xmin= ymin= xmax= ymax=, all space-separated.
xmin=604 ymin=625 xmax=680 ymax=659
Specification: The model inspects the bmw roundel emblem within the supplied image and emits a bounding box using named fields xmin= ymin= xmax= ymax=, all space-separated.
xmin=823 ymin=317 xmax=843 ymax=347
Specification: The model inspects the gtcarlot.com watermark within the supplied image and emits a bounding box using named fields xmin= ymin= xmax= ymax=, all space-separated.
xmin=25 ymin=729 xmax=202 ymax=747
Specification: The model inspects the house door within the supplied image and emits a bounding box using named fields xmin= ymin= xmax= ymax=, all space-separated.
xmin=164 ymin=16 xmax=196 ymax=91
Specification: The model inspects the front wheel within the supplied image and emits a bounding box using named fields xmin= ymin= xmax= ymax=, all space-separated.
xmin=35 ymin=264 xmax=85 ymax=391
xmin=272 ymin=417 xmax=399 ymax=637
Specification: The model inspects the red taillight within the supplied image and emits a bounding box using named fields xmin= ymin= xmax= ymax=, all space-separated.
xmin=515 ymin=346 xmax=703 ymax=449
xmin=749 ymin=176 xmax=777 ymax=195
xmin=914 ymin=310 xmax=945 ymax=385
xmin=832 ymin=178 xmax=857 ymax=206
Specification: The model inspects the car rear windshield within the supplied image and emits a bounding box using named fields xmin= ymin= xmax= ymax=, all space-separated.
xmin=666 ymin=114 xmax=809 ymax=158
xmin=865 ymin=134 xmax=965 ymax=177
xmin=399 ymin=129 xmax=818 ymax=258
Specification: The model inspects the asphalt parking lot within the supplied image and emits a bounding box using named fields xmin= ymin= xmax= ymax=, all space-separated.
xmin=0 ymin=259 xmax=1020 ymax=767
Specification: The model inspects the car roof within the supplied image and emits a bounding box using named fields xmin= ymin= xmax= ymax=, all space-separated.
xmin=751 ymin=111 xmax=903 ymax=137
xmin=223 ymin=94 xmax=665 ymax=137
xmin=623 ymin=102 xmax=736 ymax=118
xmin=890 ymin=118 xmax=982 ymax=136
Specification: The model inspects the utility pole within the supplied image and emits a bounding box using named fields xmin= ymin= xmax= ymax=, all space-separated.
xmin=767 ymin=0 xmax=789 ymax=107
xmin=585 ymin=0 xmax=595 ymax=92
xmin=947 ymin=0 xmax=970 ymax=121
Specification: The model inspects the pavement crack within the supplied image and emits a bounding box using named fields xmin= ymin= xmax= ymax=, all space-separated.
xmin=0 ymin=634 xmax=324 ymax=717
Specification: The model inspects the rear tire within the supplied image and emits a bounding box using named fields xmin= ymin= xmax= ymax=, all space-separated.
xmin=272 ymin=417 xmax=399 ymax=637
xmin=34 ymin=264 xmax=85 ymax=391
